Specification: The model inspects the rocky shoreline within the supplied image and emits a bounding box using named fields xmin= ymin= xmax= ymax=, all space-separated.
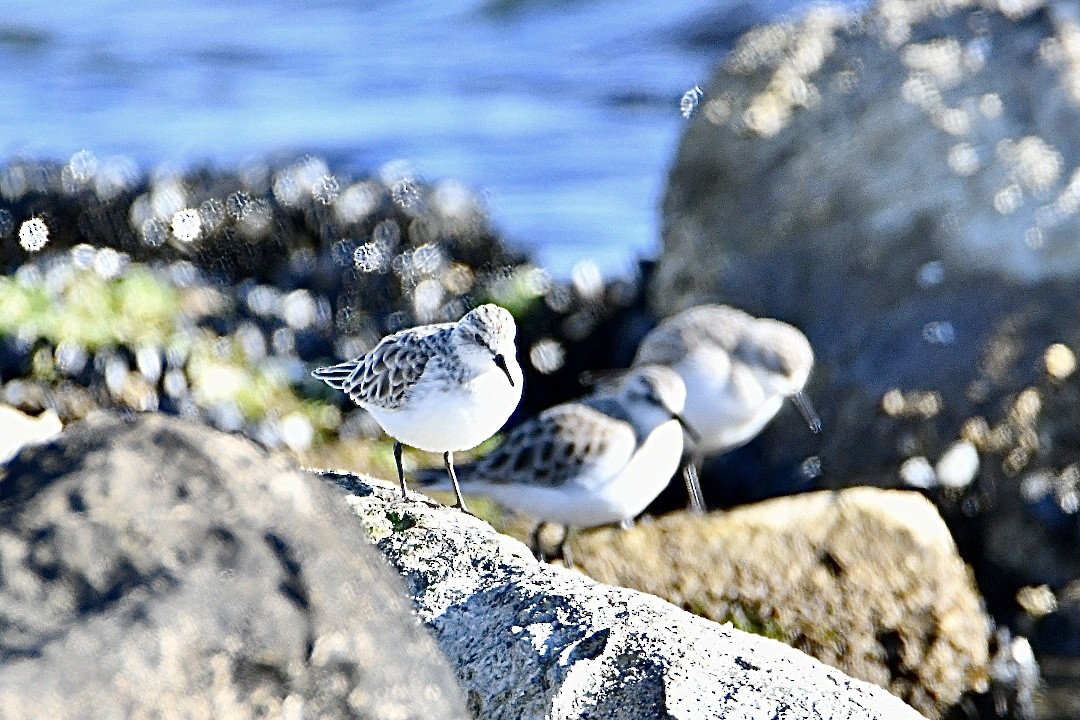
xmin=0 ymin=413 xmax=929 ymax=719
xmin=4 ymin=0 xmax=1080 ymax=716
xmin=0 ymin=151 xmax=1042 ymax=718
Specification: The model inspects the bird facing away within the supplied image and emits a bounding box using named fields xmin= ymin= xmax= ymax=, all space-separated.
xmin=312 ymin=303 xmax=523 ymax=511
xmin=417 ymin=364 xmax=690 ymax=561
xmin=632 ymin=304 xmax=820 ymax=512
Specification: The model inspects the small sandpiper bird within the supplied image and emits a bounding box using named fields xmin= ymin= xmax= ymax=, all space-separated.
xmin=312 ymin=303 xmax=523 ymax=512
xmin=633 ymin=304 xmax=819 ymax=512
xmin=417 ymin=364 xmax=691 ymax=562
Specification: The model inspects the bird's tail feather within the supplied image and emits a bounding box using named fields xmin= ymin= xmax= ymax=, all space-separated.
xmin=311 ymin=361 xmax=358 ymax=391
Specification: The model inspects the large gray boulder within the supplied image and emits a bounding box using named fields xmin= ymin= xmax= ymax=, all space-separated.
xmin=654 ymin=0 xmax=1080 ymax=477
xmin=651 ymin=2 xmax=1080 ymax=704
xmin=0 ymin=413 xmax=468 ymax=719
xmin=324 ymin=470 xmax=927 ymax=720
xmin=659 ymin=1 xmax=1080 ymax=303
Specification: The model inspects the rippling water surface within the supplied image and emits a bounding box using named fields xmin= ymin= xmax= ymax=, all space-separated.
xmin=0 ymin=0 xmax=808 ymax=276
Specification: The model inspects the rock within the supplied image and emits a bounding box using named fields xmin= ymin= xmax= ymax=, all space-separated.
xmin=0 ymin=156 xmax=523 ymax=290
xmin=0 ymin=413 xmax=468 ymax=719
xmin=651 ymin=0 xmax=1080 ymax=698
xmin=571 ymin=488 xmax=993 ymax=719
xmin=324 ymin=471 xmax=927 ymax=720
xmin=985 ymin=629 xmax=1041 ymax=720
xmin=0 ymin=404 xmax=61 ymax=464
xmin=656 ymin=0 xmax=1080 ymax=302
xmin=653 ymin=0 xmax=1080 ymax=481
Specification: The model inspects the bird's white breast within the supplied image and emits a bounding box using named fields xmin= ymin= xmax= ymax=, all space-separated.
xmin=675 ymin=350 xmax=783 ymax=455
xmin=368 ymin=359 xmax=522 ymax=452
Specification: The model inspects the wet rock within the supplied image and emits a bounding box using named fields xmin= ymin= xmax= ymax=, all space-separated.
xmin=571 ymin=488 xmax=996 ymax=720
xmin=0 ymin=413 xmax=468 ymax=719
xmin=325 ymin=471 xmax=927 ymax=720
xmin=0 ymin=156 xmax=524 ymax=297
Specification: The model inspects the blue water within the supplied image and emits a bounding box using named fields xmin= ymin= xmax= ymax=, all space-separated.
xmin=0 ymin=0 xmax=800 ymax=277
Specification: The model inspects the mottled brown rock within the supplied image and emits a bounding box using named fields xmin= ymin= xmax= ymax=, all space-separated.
xmin=573 ymin=488 xmax=990 ymax=719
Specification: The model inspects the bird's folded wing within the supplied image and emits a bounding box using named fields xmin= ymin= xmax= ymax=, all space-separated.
xmin=472 ymin=404 xmax=636 ymax=489
xmin=352 ymin=338 xmax=432 ymax=408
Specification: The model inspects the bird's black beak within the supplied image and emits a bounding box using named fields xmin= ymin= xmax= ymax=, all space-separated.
xmin=494 ymin=353 xmax=515 ymax=386
xmin=792 ymin=390 xmax=821 ymax=433
xmin=673 ymin=413 xmax=699 ymax=442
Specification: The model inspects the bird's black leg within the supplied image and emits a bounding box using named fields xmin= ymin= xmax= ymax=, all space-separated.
xmin=394 ymin=441 xmax=408 ymax=500
xmin=444 ymin=451 xmax=470 ymax=513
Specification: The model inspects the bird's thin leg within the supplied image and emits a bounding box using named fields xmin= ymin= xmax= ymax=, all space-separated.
xmin=393 ymin=441 xmax=408 ymax=500
xmin=683 ymin=451 xmax=706 ymax=514
xmin=444 ymin=451 xmax=470 ymax=513
xmin=529 ymin=523 xmax=547 ymax=562
xmin=556 ymin=526 xmax=575 ymax=568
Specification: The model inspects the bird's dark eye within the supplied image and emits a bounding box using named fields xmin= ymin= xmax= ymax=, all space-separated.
xmin=473 ymin=332 xmax=485 ymax=345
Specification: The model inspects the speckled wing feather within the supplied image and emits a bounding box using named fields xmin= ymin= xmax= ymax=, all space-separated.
xmin=471 ymin=404 xmax=636 ymax=488
xmin=314 ymin=324 xmax=451 ymax=410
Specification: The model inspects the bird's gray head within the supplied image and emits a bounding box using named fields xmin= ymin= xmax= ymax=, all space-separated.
xmin=738 ymin=320 xmax=819 ymax=432
xmin=739 ymin=319 xmax=815 ymax=395
xmin=616 ymin=364 xmax=687 ymax=414
xmin=454 ymin=303 xmax=519 ymax=386
xmin=609 ymin=364 xmax=699 ymax=441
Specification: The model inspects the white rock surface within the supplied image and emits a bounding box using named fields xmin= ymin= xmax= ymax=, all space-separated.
xmin=321 ymin=470 xmax=927 ymax=720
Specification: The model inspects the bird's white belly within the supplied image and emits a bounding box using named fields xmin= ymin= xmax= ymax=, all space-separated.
xmin=368 ymin=365 xmax=521 ymax=452
xmin=676 ymin=358 xmax=783 ymax=455
xmin=475 ymin=420 xmax=684 ymax=528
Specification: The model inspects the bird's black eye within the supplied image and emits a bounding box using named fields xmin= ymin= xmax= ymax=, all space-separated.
xmin=473 ymin=332 xmax=485 ymax=345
